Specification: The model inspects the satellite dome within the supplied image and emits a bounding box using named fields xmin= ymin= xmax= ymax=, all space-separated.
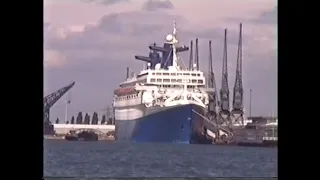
xmin=166 ymin=34 xmax=173 ymax=42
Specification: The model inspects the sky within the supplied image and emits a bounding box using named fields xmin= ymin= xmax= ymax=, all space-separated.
xmin=44 ymin=0 xmax=278 ymax=122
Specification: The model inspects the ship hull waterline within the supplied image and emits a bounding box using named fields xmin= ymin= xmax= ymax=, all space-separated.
xmin=115 ymin=104 xmax=212 ymax=144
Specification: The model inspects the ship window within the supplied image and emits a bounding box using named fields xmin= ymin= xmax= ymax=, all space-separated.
xmin=157 ymin=79 xmax=162 ymax=82
xmin=192 ymin=79 xmax=197 ymax=83
xmin=197 ymin=74 xmax=200 ymax=76
xmin=171 ymin=79 xmax=177 ymax=83
xmin=177 ymin=73 xmax=182 ymax=76
xmin=198 ymin=80 xmax=204 ymax=83
xmin=177 ymin=79 xmax=182 ymax=83
xmin=150 ymin=79 xmax=156 ymax=82
xmin=163 ymin=73 xmax=169 ymax=76
xmin=152 ymin=73 xmax=155 ymax=75
xmin=171 ymin=73 xmax=176 ymax=76
xmin=156 ymin=73 xmax=161 ymax=75
xmin=191 ymin=73 xmax=196 ymax=76
xmin=163 ymin=79 xmax=170 ymax=83
xmin=183 ymin=73 xmax=190 ymax=76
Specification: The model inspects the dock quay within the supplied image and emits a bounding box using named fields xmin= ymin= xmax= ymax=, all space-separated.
xmin=53 ymin=124 xmax=115 ymax=134
xmin=44 ymin=134 xmax=115 ymax=141
xmin=44 ymin=124 xmax=115 ymax=141
xmin=209 ymin=124 xmax=277 ymax=148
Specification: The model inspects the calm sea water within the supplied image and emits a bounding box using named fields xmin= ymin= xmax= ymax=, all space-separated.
xmin=44 ymin=140 xmax=277 ymax=178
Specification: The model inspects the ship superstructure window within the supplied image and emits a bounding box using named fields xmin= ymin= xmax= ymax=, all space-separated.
xmin=150 ymin=79 xmax=156 ymax=82
xmin=183 ymin=73 xmax=190 ymax=76
xmin=171 ymin=73 xmax=176 ymax=76
xmin=157 ymin=79 xmax=162 ymax=82
xmin=192 ymin=79 xmax=197 ymax=83
xmin=163 ymin=73 xmax=169 ymax=76
xmin=177 ymin=73 xmax=182 ymax=76
xmin=156 ymin=73 xmax=161 ymax=75
xmin=177 ymin=79 xmax=182 ymax=83
xmin=191 ymin=73 xmax=196 ymax=76
xmin=198 ymin=80 xmax=204 ymax=83
xmin=115 ymin=93 xmax=140 ymax=101
xmin=171 ymin=79 xmax=177 ymax=83
xmin=163 ymin=79 xmax=170 ymax=83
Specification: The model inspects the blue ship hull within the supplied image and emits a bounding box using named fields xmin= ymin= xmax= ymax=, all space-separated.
xmin=115 ymin=104 xmax=212 ymax=144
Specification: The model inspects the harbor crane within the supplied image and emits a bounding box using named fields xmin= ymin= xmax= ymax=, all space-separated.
xmin=188 ymin=40 xmax=193 ymax=70
xmin=219 ymin=29 xmax=231 ymax=125
xmin=207 ymin=40 xmax=219 ymax=122
xmin=231 ymin=23 xmax=245 ymax=125
xmin=188 ymin=38 xmax=200 ymax=70
xmin=44 ymin=82 xmax=75 ymax=123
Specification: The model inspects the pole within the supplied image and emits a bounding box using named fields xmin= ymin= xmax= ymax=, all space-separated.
xmin=65 ymin=102 xmax=68 ymax=124
xmin=249 ymin=89 xmax=252 ymax=117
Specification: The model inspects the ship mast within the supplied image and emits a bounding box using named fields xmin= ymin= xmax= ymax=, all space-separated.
xmin=171 ymin=20 xmax=179 ymax=69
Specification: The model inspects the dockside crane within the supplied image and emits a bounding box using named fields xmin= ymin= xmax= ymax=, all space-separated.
xmin=231 ymin=23 xmax=244 ymax=125
xmin=189 ymin=40 xmax=193 ymax=70
xmin=44 ymin=82 xmax=75 ymax=123
xmin=219 ymin=29 xmax=231 ymax=125
xmin=207 ymin=40 xmax=219 ymax=121
xmin=195 ymin=38 xmax=200 ymax=70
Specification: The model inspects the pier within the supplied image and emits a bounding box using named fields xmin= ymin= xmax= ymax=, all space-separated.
xmin=53 ymin=124 xmax=115 ymax=135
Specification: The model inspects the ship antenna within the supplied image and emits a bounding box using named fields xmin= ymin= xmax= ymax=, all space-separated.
xmin=171 ymin=20 xmax=179 ymax=69
xmin=173 ymin=20 xmax=177 ymax=37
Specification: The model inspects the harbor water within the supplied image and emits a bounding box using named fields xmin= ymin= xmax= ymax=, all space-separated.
xmin=44 ymin=140 xmax=277 ymax=178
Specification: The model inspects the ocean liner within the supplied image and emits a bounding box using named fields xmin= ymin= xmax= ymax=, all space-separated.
xmin=113 ymin=21 xmax=214 ymax=144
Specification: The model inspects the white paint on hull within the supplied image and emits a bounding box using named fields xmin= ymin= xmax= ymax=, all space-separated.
xmin=114 ymin=104 xmax=145 ymax=121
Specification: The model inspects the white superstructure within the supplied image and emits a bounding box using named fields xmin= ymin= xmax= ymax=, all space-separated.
xmin=113 ymin=21 xmax=213 ymax=121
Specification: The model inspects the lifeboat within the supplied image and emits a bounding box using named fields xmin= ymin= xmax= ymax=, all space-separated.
xmin=114 ymin=87 xmax=137 ymax=96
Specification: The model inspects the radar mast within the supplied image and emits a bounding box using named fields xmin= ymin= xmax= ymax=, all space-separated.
xmin=169 ymin=20 xmax=179 ymax=69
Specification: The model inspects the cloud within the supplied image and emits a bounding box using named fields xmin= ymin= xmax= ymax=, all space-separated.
xmin=44 ymin=0 xmax=277 ymax=120
xmin=256 ymin=6 xmax=277 ymax=24
xmin=80 ymin=0 xmax=130 ymax=5
xmin=142 ymin=0 xmax=174 ymax=11
xmin=44 ymin=50 xmax=67 ymax=68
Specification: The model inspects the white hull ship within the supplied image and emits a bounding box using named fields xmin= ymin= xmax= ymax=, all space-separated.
xmin=113 ymin=21 xmax=214 ymax=143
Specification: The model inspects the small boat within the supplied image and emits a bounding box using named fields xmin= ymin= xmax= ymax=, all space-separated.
xmin=64 ymin=130 xmax=98 ymax=141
